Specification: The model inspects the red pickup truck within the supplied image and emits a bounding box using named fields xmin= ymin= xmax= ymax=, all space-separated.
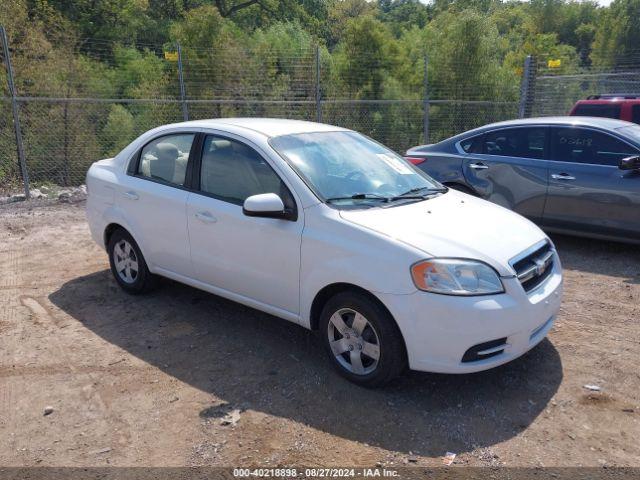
xmin=570 ymin=94 xmax=640 ymax=124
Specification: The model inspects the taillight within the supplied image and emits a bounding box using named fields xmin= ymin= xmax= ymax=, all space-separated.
xmin=404 ymin=156 xmax=426 ymax=166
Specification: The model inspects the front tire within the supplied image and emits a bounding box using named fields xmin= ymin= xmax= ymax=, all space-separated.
xmin=319 ymin=291 xmax=406 ymax=387
xmin=107 ymin=228 xmax=157 ymax=294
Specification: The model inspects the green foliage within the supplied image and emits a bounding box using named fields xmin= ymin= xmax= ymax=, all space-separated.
xmin=1 ymin=0 xmax=639 ymax=189
xmin=101 ymin=104 xmax=135 ymax=157
xmin=591 ymin=0 xmax=640 ymax=67
xmin=333 ymin=16 xmax=400 ymax=99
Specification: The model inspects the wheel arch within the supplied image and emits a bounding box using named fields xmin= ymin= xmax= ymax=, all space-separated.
xmin=104 ymin=222 xmax=127 ymax=249
xmin=310 ymin=282 xmax=396 ymax=333
xmin=443 ymin=181 xmax=478 ymax=196
xmin=309 ymin=282 xmax=409 ymax=367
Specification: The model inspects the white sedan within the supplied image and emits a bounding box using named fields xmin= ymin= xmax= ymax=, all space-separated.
xmin=86 ymin=118 xmax=563 ymax=386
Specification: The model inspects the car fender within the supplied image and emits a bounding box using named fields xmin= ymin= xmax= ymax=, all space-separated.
xmin=298 ymin=205 xmax=421 ymax=328
xmin=86 ymin=164 xmax=152 ymax=268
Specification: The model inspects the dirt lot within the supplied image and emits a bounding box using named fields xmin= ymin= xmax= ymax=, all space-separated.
xmin=1 ymin=199 xmax=639 ymax=468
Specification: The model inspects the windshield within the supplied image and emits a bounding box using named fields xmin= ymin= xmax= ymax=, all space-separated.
xmin=617 ymin=125 xmax=640 ymax=144
xmin=270 ymin=131 xmax=443 ymax=208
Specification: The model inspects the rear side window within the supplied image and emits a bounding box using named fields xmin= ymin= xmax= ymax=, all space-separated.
xmin=632 ymin=105 xmax=640 ymax=124
xmin=460 ymin=135 xmax=483 ymax=153
xmin=137 ymin=133 xmax=195 ymax=186
xmin=199 ymin=135 xmax=294 ymax=208
xmin=550 ymin=127 xmax=639 ymax=166
xmin=573 ymin=103 xmax=621 ymax=119
xmin=482 ymin=128 xmax=546 ymax=159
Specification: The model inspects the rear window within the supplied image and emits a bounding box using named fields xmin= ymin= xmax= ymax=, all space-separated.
xmin=460 ymin=135 xmax=483 ymax=153
xmin=482 ymin=127 xmax=546 ymax=159
xmin=572 ymin=103 xmax=622 ymax=119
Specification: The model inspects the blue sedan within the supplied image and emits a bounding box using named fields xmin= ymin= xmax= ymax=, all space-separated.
xmin=405 ymin=116 xmax=640 ymax=244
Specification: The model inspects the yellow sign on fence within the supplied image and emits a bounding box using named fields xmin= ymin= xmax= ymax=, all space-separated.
xmin=164 ymin=51 xmax=178 ymax=62
xmin=547 ymin=59 xmax=562 ymax=68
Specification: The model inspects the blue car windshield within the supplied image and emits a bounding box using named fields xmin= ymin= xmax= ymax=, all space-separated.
xmin=270 ymin=131 xmax=442 ymax=207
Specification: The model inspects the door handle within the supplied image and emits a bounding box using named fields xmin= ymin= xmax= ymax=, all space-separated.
xmin=195 ymin=211 xmax=217 ymax=224
xmin=551 ymin=173 xmax=576 ymax=181
xmin=123 ymin=191 xmax=139 ymax=200
xmin=469 ymin=162 xmax=489 ymax=170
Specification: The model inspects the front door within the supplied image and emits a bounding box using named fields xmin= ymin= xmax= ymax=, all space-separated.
xmin=186 ymin=134 xmax=303 ymax=315
xmin=543 ymin=126 xmax=640 ymax=241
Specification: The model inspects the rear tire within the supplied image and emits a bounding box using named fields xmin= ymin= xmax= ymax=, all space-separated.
xmin=107 ymin=228 xmax=157 ymax=294
xmin=319 ymin=291 xmax=406 ymax=387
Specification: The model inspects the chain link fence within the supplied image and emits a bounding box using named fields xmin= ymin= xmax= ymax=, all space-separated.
xmin=0 ymin=29 xmax=552 ymax=197
xmin=530 ymin=56 xmax=640 ymax=117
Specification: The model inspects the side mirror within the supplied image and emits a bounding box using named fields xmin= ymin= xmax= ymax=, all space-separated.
xmin=619 ymin=155 xmax=640 ymax=171
xmin=243 ymin=193 xmax=293 ymax=220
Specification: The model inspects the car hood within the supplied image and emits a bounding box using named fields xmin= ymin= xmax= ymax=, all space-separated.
xmin=338 ymin=191 xmax=547 ymax=276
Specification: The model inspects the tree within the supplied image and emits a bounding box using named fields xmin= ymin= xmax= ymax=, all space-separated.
xmin=333 ymin=16 xmax=400 ymax=99
xmin=591 ymin=0 xmax=640 ymax=67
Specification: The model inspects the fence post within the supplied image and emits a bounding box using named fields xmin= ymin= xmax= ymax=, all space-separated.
xmin=315 ymin=45 xmax=322 ymax=123
xmin=518 ymin=55 xmax=535 ymax=118
xmin=423 ymin=54 xmax=429 ymax=144
xmin=0 ymin=25 xmax=30 ymax=198
xmin=177 ymin=42 xmax=189 ymax=121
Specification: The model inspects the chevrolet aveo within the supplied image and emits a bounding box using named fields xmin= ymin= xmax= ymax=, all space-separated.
xmin=86 ymin=118 xmax=563 ymax=387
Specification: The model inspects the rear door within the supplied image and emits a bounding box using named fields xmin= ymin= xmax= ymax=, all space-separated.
xmin=462 ymin=126 xmax=549 ymax=221
xmin=543 ymin=126 xmax=640 ymax=240
xmin=119 ymin=132 xmax=197 ymax=276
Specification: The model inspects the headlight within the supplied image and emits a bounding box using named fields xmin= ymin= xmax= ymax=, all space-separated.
xmin=411 ymin=259 xmax=504 ymax=295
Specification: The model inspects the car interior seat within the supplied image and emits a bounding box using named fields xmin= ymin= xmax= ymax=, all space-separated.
xmin=200 ymin=139 xmax=263 ymax=203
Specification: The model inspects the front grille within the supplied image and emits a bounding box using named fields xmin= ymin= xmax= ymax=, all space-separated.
xmin=511 ymin=241 xmax=554 ymax=293
xmin=461 ymin=337 xmax=508 ymax=363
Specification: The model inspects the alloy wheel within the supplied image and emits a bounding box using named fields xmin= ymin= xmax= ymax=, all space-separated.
xmin=113 ymin=239 xmax=139 ymax=284
xmin=327 ymin=307 xmax=381 ymax=375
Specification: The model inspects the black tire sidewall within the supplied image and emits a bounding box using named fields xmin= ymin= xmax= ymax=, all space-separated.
xmin=319 ymin=291 xmax=406 ymax=387
xmin=107 ymin=229 xmax=153 ymax=294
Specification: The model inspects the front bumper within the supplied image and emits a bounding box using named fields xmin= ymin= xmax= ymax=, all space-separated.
xmin=377 ymin=253 xmax=563 ymax=374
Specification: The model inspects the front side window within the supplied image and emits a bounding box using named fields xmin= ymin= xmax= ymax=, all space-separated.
xmin=483 ymin=128 xmax=546 ymax=159
xmin=270 ymin=131 xmax=442 ymax=208
xmin=137 ymin=133 xmax=195 ymax=186
xmin=199 ymin=135 xmax=294 ymax=208
xmin=551 ymin=127 xmax=639 ymax=166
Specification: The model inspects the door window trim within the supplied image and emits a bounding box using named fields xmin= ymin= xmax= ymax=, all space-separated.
xmin=192 ymin=132 xmax=299 ymax=221
xmin=480 ymin=126 xmax=549 ymax=160
xmin=548 ymin=125 xmax=640 ymax=167
xmin=456 ymin=126 xmax=550 ymax=160
xmin=126 ymin=131 xmax=203 ymax=191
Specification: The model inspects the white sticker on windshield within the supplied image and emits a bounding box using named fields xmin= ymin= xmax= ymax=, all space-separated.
xmin=376 ymin=153 xmax=414 ymax=174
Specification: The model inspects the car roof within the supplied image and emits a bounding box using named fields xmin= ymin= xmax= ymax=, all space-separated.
xmin=576 ymin=99 xmax=640 ymax=103
xmin=443 ymin=116 xmax=636 ymax=142
xmin=166 ymin=117 xmax=350 ymax=138
xmin=479 ymin=116 xmax=634 ymax=130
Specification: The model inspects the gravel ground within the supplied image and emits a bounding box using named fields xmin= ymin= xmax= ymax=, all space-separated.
xmin=0 ymin=199 xmax=639 ymax=468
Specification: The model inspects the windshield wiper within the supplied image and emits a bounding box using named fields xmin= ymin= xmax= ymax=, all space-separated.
xmin=394 ymin=186 xmax=448 ymax=198
xmin=326 ymin=193 xmax=391 ymax=203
